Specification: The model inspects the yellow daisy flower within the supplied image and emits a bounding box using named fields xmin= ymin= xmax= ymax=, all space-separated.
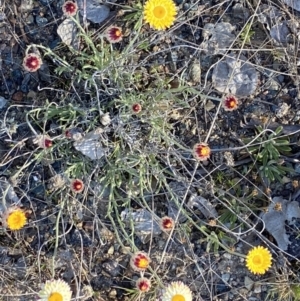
xmin=161 ymin=281 xmax=192 ymax=301
xmin=143 ymin=0 xmax=177 ymax=30
xmin=4 ymin=207 xmax=27 ymax=230
xmin=246 ymin=246 xmax=272 ymax=275
xmin=130 ymin=251 xmax=151 ymax=272
xmin=38 ymin=279 xmax=72 ymax=301
xmin=193 ymin=143 xmax=211 ymax=161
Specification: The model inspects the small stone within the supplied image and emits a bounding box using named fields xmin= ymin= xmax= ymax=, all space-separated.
xmin=275 ymin=102 xmax=290 ymax=118
xmin=223 ymin=253 xmax=232 ymax=259
xmin=222 ymin=273 xmax=231 ymax=282
xmin=120 ymin=246 xmax=131 ymax=254
xmin=36 ymin=16 xmax=48 ymax=26
xmin=107 ymin=246 xmax=114 ymax=255
xmin=244 ymin=276 xmax=254 ymax=290
xmin=11 ymin=91 xmax=23 ymax=102
xmin=295 ymin=163 xmax=300 ymax=174
xmin=205 ymin=100 xmax=215 ymax=111
xmin=108 ymin=289 xmax=117 ymax=298
xmin=0 ymin=96 xmax=8 ymax=108
xmin=77 ymin=0 xmax=110 ymax=24
xmin=253 ymin=282 xmax=262 ymax=293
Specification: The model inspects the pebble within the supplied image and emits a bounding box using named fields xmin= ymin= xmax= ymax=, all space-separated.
xmin=253 ymin=282 xmax=262 ymax=293
xmin=108 ymin=289 xmax=117 ymax=298
xmin=223 ymin=253 xmax=232 ymax=259
xmin=0 ymin=96 xmax=8 ymax=109
xmin=294 ymin=163 xmax=300 ymax=174
xmin=11 ymin=91 xmax=24 ymax=102
xmin=244 ymin=276 xmax=254 ymax=290
xmin=216 ymin=281 xmax=230 ymax=294
xmin=275 ymin=102 xmax=290 ymax=118
xmin=120 ymin=246 xmax=131 ymax=254
xmin=107 ymin=246 xmax=114 ymax=255
xmin=25 ymin=14 xmax=34 ymax=25
xmin=222 ymin=273 xmax=231 ymax=282
xmin=36 ymin=16 xmax=48 ymax=26
xmin=12 ymin=69 xmax=23 ymax=85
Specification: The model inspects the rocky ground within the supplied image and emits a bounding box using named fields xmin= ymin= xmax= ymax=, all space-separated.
xmin=1 ymin=0 xmax=300 ymax=301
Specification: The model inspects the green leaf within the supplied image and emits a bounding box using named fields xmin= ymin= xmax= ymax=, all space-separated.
xmin=275 ymin=126 xmax=283 ymax=135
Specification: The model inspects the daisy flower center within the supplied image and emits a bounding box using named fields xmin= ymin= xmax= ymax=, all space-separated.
xmin=253 ymin=255 xmax=262 ymax=266
xmin=198 ymin=147 xmax=209 ymax=156
xmin=229 ymin=100 xmax=235 ymax=107
xmin=7 ymin=210 xmax=26 ymax=230
xmin=30 ymin=59 xmax=38 ymax=66
xmin=75 ymin=183 xmax=82 ymax=190
xmin=163 ymin=220 xmax=172 ymax=228
xmin=153 ymin=6 xmax=166 ymax=19
xmin=172 ymin=294 xmax=185 ymax=301
xmin=48 ymin=292 xmax=63 ymax=301
xmin=136 ymin=257 xmax=149 ymax=269
xmin=115 ymin=29 xmax=121 ymax=37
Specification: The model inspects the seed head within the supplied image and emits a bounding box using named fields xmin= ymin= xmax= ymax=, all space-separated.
xmin=159 ymin=216 xmax=175 ymax=232
xmin=132 ymin=103 xmax=142 ymax=114
xmin=136 ymin=278 xmax=151 ymax=292
xmin=193 ymin=143 xmax=211 ymax=161
xmin=222 ymin=95 xmax=238 ymax=111
xmin=106 ymin=26 xmax=123 ymax=43
xmin=62 ymin=1 xmax=78 ymax=17
xmin=23 ymin=53 xmax=42 ymax=72
xmin=70 ymin=179 xmax=84 ymax=193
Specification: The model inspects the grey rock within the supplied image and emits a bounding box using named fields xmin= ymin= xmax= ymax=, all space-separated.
xmin=25 ymin=14 xmax=34 ymax=25
xmin=0 ymin=177 xmax=20 ymax=213
xmin=261 ymin=196 xmax=300 ymax=250
xmin=77 ymin=0 xmax=110 ymax=24
xmin=257 ymin=5 xmax=283 ymax=30
xmin=232 ymin=3 xmax=250 ymax=20
xmin=253 ymin=282 xmax=262 ymax=293
xmin=0 ymin=96 xmax=7 ymax=109
xmin=201 ymin=22 xmax=235 ymax=55
xmin=222 ymin=273 xmax=231 ymax=282
xmin=73 ymin=128 xmax=106 ymax=160
xmin=36 ymin=16 xmax=48 ymax=26
xmin=244 ymin=276 xmax=254 ymax=290
xmin=187 ymin=194 xmax=218 ymax=219
xmin=121 ymin=208 xmax=161 ymax=243
xmin=270 ymin=22 xmax=290 ymax=44
xmin=212 ymin=53 xmax=258 ymax=96
xmin=282 ymin=0 xmax=300 ymax=12
xmin=57 ymin=18 xmax=78 ymax=47
xmin=102 ymin=260 xmax=121 ymax=277
xmin=295 ymin=163 xmax=300 ymax=174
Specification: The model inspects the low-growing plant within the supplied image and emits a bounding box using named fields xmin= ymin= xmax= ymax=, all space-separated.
xmin=244 ymin=125 xmax=293 ymax=184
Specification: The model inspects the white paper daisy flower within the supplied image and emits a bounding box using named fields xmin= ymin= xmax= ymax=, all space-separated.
xmin=38 ymin=279 xmax=72 ymax=301
xmin=161 ymin=281 xmax=192 ymax=301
